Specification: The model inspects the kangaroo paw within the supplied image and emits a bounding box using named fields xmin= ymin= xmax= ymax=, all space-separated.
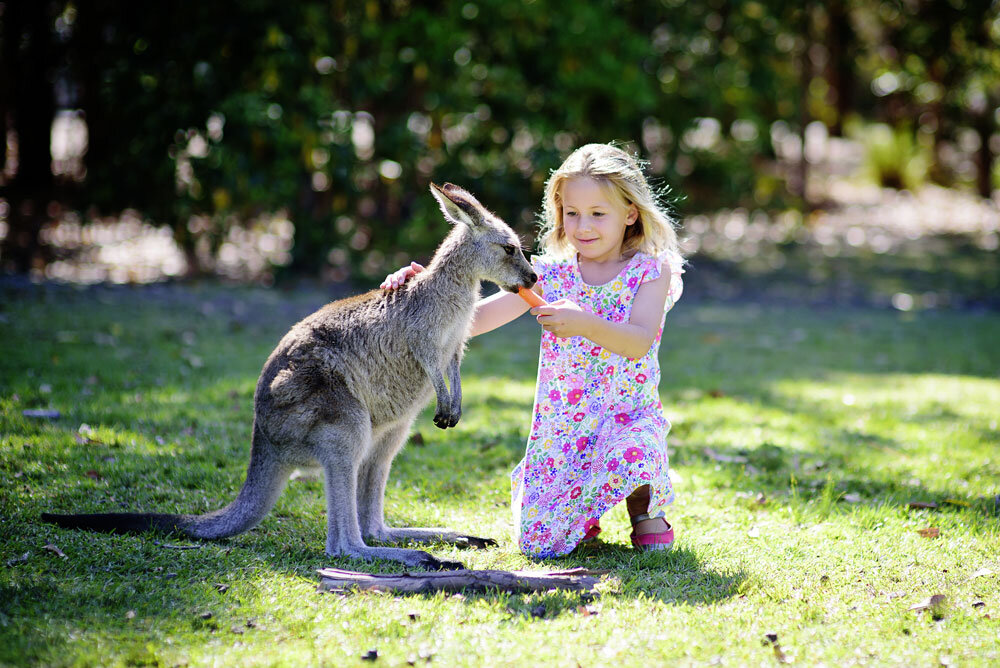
xmin=433 ymin=410 xmax=460 ymax=429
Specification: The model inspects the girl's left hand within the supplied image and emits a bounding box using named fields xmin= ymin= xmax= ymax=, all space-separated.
xmin=531 ymin=299 xmax=591 ymax=338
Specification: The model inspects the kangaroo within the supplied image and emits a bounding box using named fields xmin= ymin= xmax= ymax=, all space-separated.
xmin=42 ymin=182 xmax=538 ymax=570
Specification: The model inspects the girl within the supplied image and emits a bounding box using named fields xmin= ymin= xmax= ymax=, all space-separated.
xmin=382 ymin=143 xmax=684 ymax=558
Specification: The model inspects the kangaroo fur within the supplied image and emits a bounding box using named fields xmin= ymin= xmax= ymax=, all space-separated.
xmin=41 ymin=183 xmax=538 ymax=570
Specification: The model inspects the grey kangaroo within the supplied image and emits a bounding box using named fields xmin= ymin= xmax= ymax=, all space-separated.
xmin=42 ymin=183 xmax=538 ymax=570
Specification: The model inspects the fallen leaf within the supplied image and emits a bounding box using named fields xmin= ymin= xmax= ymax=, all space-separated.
xmin=22 ymin=409 xmax=61 ymax=419
xmin=917 ymin=527 xmax=940 ymax=539
xmin=842 ymin=493 xmax=863 ymax=503
xmin=126 ymin=610 xmax=136 ymax=619
xmin=907 ymin=501 xmax=938 ymax=510
xmin=703 ymin=447 xmax=748 ymax=463
xmin=908 ymin=594 xmax=947 ymax=617
xmin=5 ymin=552 xmax=30 ymax=567
xmin=74 ymin=432 xmax=105 ymax=446
xmin=942 ymin=498 xmax=969 ymax=507
xmin=85 ymin=470 xmax=103 ymax=481
xmin=43 ymin=544 xmax=67 ymax=559
xmin=969 ymin=568 xmax=994 ymax=579
xmin=972 ymin=601 xmax=986 ymax=608
xmin=577 ymin=604 xmax=599 ymax=617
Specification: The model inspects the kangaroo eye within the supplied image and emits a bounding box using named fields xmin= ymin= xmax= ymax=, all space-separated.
xmin=502 ymin=244 xmax=516 ymax=256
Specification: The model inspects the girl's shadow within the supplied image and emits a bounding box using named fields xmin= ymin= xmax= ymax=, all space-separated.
xmin=541 ymin=541 xmax=746 ymax=606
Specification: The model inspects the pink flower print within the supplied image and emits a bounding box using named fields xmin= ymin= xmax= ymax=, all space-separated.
xmin=570 ymin=486 xmax=582 ymax=500
xmin=576 ymin=436 xmax=589 ymax=452
xmin=606 ymin=458 xmax=619 ymax=472
xmin=584 ymin=517 xmax=600 ymax=533
xmin=573 ymin=412 xmax=585 ymax=422
xmin=549 ymin=389 xmax=561 ymax=402
xmin=558 ymin=374 xmax=565 ymax=380
xmin=581 ymin=461 xmax=591 ymax=471
xmin=636 ymin=373 xmax=647 ymax=384
xmin=590 ymin=346 xmax=602 ymax=356
xmin=640 ymin=471 xmax=652 ymax=481
xmin=624 ymin=447 xmax=644 ymax=463
xmin=627 ymin=276 xmax=639 ymax=288
xmin=561 ymin=442 xmax=571 ymax=454
xmin=545 ymin=457 xmax=555 ymax=467
xmin=567 ymin=388 xmax=583 ymax=405
xmin=615 ymin=412 xmax=631 ymax=425
xmin=539 ymin=368 xmax=555 ymax=382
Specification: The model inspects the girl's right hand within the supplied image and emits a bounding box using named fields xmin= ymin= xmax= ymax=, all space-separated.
xmin=380 ymin=262 xmax=425 ymax=290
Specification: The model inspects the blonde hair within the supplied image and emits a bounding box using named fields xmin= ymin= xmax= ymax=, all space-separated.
xmin=537 ymin=143 xmax=682 ymax=262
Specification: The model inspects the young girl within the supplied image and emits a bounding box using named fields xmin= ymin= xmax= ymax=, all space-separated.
xmin=382 ymin=143 xmax=684 ymax=558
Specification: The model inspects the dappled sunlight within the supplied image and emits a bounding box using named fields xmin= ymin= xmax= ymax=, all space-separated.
xmin=769 ymin=372 xmax=1000 ymax=423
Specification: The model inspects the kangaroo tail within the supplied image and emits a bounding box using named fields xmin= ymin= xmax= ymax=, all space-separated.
xmin=41 ymin=428 xmax=291 ymax=540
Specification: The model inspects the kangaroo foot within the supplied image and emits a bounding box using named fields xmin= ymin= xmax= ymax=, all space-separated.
xmin=372 ymin=526 xmax=497 ymax=549
xmin=327 ymin=543 xmax=465 ymax=571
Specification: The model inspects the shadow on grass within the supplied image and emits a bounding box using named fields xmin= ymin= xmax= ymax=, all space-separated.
xmin=672 ymin=437 xmax=1000 ymax=524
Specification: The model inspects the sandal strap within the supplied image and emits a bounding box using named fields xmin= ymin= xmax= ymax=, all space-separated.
xmin=629 ymin=511 xmax=665 ymax=527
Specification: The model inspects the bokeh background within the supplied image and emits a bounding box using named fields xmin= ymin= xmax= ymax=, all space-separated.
xmin=2 ymin=0 xmax=998 ymax=306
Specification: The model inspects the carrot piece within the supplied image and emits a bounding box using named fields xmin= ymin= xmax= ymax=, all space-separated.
xmin=518 ymin=286 xmax=547 ymax=307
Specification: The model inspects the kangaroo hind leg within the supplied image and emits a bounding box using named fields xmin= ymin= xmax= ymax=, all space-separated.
xmin=357 ymin=422 xmax=497 ymax=550
xmin=312 ymin=419 xmax=464 ymax=570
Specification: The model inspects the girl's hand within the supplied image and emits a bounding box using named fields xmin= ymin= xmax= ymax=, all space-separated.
xmin=380 ymin=262 xmax=425 ymax=290
xmin=531 ymin=299 xmax=592 ymax=338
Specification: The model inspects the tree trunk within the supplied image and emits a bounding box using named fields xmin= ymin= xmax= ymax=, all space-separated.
xmin=826 ymin=0 xmax=853 ymax=137
xmin=797 ymin=4 xmax=812 ymax=210
xmin=974 ymin=110 xmax=994 ymax=199
xmin=1 ymin=1 xmax=57 ymax=274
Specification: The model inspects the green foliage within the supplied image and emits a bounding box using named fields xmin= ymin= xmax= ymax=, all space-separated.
xmin=4 ymin=0 xmax=999 ymax=275
xmin=1 ymin=283 xmax=999 ymax=665
xmin=855 ymin=122 xmax=930 ymax=190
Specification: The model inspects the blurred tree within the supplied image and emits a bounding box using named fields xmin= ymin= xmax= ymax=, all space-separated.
xmin=0 ymin=1 xmax=60 ymax=273
xmin=1 ymin=0 xmax=997 ymax=277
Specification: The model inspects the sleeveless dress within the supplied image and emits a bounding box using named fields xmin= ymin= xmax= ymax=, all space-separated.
xmin=510 ymin=250 xmax=684 ymax=558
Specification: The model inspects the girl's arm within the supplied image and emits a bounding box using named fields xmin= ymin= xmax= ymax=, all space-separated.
xmin=532 ymin=265 xmax=671 ymax=359
xmin=380 ymin=262 xmax=535 ymax=337
xmin=469 ymin=290 xmax=532 ymax=336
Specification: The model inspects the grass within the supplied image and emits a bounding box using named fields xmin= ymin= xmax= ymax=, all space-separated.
xmin=1 ymin=280 xmax=998 ymax=666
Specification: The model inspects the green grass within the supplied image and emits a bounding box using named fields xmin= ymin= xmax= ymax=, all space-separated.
xmin=1 ymin=281 xmax=998 ymax=666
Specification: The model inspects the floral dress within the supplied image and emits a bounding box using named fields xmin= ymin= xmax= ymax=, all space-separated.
xmin=510 ymin=250 xmax=684 ymax=558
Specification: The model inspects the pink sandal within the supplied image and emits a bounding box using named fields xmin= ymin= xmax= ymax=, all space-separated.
xmin=630 ymin=513 xmax=674 ymax=551
xmin=579 ymin=522 xmax=602 ymax=545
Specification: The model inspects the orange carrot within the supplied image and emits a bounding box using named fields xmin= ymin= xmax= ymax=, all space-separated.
xmin=518 ymin=286 xmax=547 ymax=308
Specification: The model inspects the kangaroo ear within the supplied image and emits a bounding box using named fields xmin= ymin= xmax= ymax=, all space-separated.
xmin=430 ymin=183 xmax=478 ymax=227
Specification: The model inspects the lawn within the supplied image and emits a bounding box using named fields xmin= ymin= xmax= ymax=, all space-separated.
xmin=1 ymin=279 xmax=998 ymax=666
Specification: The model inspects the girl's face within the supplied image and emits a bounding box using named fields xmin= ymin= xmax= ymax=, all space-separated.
xmin=560 ymin=177 xmax=637 ymax=263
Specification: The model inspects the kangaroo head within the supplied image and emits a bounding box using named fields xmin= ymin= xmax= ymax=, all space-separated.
xmin=430 ymin=183 xmax=537 ymax=292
